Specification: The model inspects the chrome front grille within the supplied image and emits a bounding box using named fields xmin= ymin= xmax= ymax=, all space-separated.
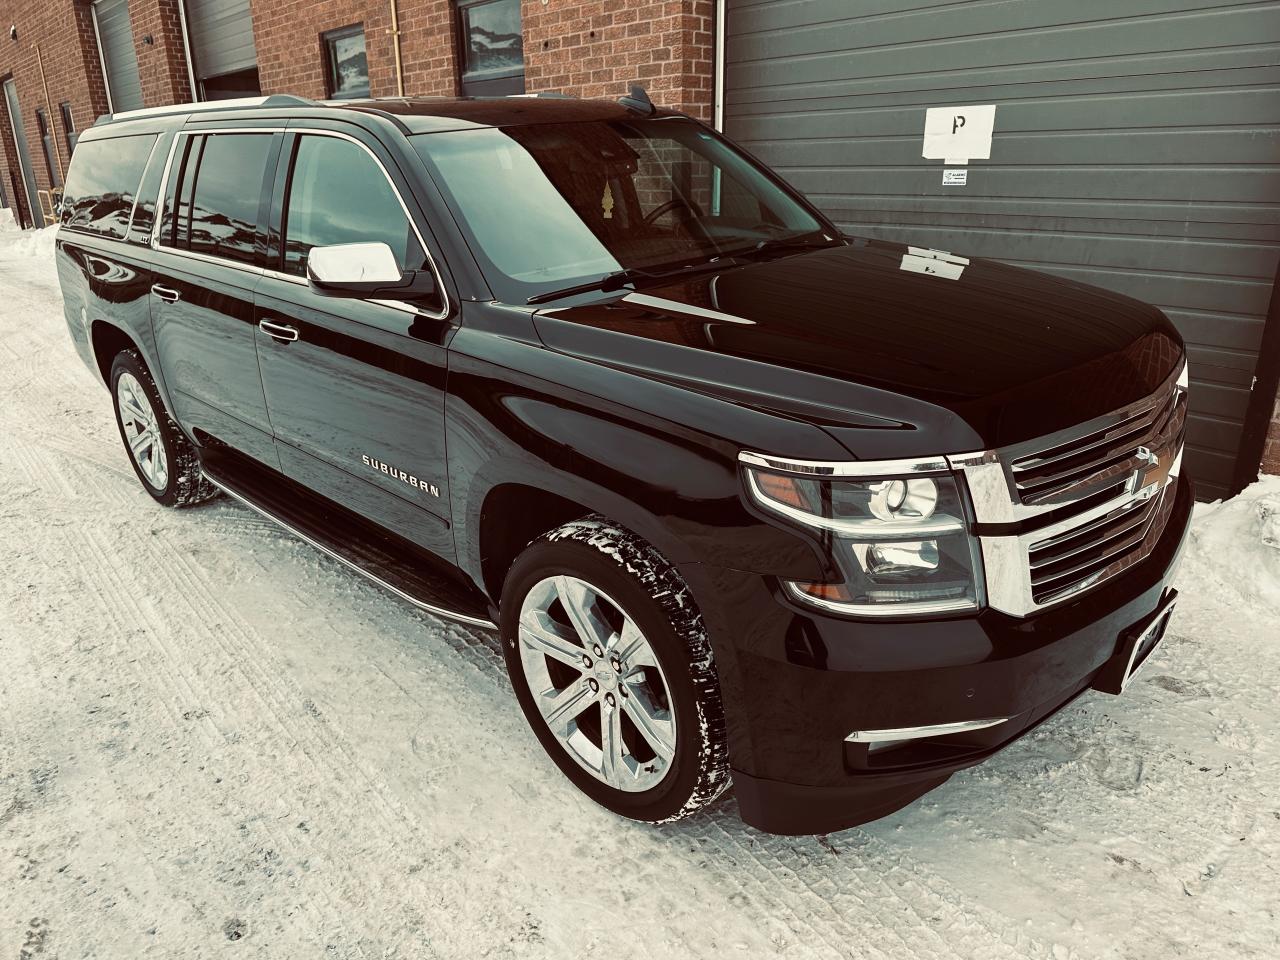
xmin=1009 ymin=374 xmax=1187 ymax=507
xmin=950 ymin=360 xmax=1188 ymax=618
xmin=1027 ymin=484 xmax=1172 ymax=606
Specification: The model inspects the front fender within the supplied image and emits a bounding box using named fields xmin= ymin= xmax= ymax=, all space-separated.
xmin=444 ymin=325 xmax=839 ymax=593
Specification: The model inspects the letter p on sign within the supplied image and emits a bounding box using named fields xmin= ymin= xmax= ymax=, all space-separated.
xmin=923 ymin=104 xmax=996 ymax=164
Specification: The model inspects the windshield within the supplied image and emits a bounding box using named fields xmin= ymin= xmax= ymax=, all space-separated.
xmin=412 ymin=116 xmax=826 ymax=303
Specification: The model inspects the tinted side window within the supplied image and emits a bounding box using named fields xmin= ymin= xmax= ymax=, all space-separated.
xmin=127 ymin=133 xmax=172 ymax=241
xmin=184 ymin=133 xmax=272 ymax=265
xmin=59 ymin=134 xmax=156 ymax=238
xmin=282 ymin=135 xmax=424 ymax=277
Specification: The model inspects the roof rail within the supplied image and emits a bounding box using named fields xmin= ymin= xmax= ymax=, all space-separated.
xmin=97 ymin=94 xmax=314 ymax=126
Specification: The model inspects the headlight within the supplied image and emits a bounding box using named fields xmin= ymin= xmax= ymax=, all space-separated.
xmin=744 ymin=461 xmax=984 ymax=617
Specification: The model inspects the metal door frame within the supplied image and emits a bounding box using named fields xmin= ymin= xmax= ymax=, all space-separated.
xmin=89 ymin=1 xmax=116 ymax=113
xmin=3 ymin=78 xmax=40 ymax=227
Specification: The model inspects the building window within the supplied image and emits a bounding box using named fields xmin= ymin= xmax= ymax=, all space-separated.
xmin=456 ymin=0 xmax=524 ymax=96
xmin=35 ymin=108 xmax=61 ymax=187
xmin=324 ymin=24 xmax=370 ymax=100
xmin=59 ymin=102 xmax=78 ymax=157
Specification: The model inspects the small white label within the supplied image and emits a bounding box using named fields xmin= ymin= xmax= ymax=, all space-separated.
xmin=923 ymin=104 xmax=996 ymax=163
xmin=942 ymin=169 xmax=968 ymax=186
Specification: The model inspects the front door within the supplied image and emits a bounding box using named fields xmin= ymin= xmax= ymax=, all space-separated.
xmin=255 ymin=129 xmax=455 ymax=559
xmin=3 ymin=79 xmax=41 ymax=229
xmin=150 ymin=128 xmax=281 ymax=467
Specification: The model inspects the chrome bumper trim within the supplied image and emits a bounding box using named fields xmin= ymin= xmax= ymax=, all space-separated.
xmin=846 ymin=716 xmax=1009 ymax=744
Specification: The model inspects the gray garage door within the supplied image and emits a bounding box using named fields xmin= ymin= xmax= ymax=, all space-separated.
xmin=185 ymin=0 xmax=259 ymax=91
xmin=724 ymin=0 xmax=1280 ymax=501
xmin=93 ymin=0 xmax=144 ymax=113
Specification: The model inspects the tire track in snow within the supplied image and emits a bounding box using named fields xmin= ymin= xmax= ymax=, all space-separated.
xmin=4 ymin=436 xmax=370 ymax=956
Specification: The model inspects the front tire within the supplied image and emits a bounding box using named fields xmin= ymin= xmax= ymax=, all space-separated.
xmin=500 ymin=516 xmax=730 ymax=823
xmin=110 ymin=349 xmax=218 ymax=508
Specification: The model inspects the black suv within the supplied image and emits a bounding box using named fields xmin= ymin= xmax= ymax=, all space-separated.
xmin=55 ymin=91 xmax=1192 ymax=835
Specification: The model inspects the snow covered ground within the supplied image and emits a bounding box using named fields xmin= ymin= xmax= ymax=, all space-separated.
xmin=1 ymin=225 xmax=1277 ymax=959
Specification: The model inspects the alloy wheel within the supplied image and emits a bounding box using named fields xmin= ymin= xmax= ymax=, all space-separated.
xmin=116 ymin=372 xmax=169 ymax=490
xmin=517 ymin=575 xmax=677 ymax=792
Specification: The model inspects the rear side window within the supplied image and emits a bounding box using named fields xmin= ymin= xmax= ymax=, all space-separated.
xmin=281 ymin=134 xmax=424 ymax=277
xmin=162 ymin=132 xmax=272 ymax=265
xmin=59 ymin=134 xmax=156 ymax=238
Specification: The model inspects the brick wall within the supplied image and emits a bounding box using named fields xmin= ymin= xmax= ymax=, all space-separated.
xmin=249 ymin=0 xmax=458 ymax=100
xmin=0 ymin=0 xmax=112 ymax=227
xmin=2 ymin=0 xmax=711 ymax=228
xmin=247 ymin=0 xmax=710 ymax=109
xmin=131 ymin=0 xmax=195 ymax=106
xmin=522 ymin=0 xmax=714 ymax=120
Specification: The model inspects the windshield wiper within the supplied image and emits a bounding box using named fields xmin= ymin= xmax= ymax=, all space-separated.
xmin=526 ymin=257 xmax=739 ymax=306
xmin=728 ymin=232 xmax=841 ymax=260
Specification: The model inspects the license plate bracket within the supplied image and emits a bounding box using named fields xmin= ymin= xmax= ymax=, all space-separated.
xmin=1094 ymin=589 xmax=1178 ymax=696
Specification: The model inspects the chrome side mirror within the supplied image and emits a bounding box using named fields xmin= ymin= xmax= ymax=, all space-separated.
xmin=306 ymin=242 xmax=438 ymax=301
xmin=307 ymin=242 xmax=403 ymax=285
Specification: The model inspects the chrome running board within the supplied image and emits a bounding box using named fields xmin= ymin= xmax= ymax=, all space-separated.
xmin=201 ymin=453 xmax=496 ymax=631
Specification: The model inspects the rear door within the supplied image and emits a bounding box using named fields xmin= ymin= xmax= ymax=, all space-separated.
xmin=254 ymin=125 xmax=455 ymax=559
xmin=149 ymin=124 xmax=281 ymax=467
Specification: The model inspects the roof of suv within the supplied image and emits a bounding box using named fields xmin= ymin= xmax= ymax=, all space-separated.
xmin=93 ymin=93 xmax=684 ymax=136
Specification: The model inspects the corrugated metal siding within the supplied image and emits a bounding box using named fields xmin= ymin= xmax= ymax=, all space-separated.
xmin=94 ymin=0 xmax=144 ymax=113
xmin=186 ymin=0 xmax=259 ymax=81
xmin=724 ymin=0 xmax=1280 ymax=500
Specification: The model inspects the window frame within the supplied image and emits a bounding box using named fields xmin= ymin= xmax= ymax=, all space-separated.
xmin=149 ymin=125 xmax=450 ymax=319
xmin=57 ymin=130 xmax=159 ymax=240
xmin=454 ymin=0 xmax=525 ymax=96
xmin=151 ymin=127 xmax=280 ymax=271
xmin=59 ymin=102 xmax=78 ymax=158
xmin=322 ymin=23 xmax=371 ymax=100
xmin=269 ymin=129 xmax=450 ymax=321
xmin=35 ymin=107 xmax=61 ymax=187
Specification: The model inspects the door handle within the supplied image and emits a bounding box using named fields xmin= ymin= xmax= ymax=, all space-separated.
xmin=151 ymin=284 xmax=180 ymax=303
xmin=258 ymin=319 xmax=300 ymax=342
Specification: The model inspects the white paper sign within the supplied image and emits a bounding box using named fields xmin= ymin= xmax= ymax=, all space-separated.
xmin=900 ymin=255 xmax=966 ymax=281
xmin=922 ymin=104 xmax=996 ymax=164
xmin=942 ymin=168 xmax=968 ymax=186
xmin=901 ymin=246 xmax=969 ymax=280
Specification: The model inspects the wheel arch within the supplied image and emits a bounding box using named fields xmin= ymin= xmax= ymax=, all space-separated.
xmin=90 ymin=319 xmax=141 ymax=384
xmin=474 ymin=477 xmax=693 ymax=609
xmin=90 ymin=319 xmax=184 ymax=431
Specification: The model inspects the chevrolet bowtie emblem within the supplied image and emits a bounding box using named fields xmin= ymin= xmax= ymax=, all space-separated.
xmin=1128 ymin=446 xmax=1166 ymax=499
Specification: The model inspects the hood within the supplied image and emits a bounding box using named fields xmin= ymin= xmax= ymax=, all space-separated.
xmin=531 ymin=238 xmax=1184 ymax=456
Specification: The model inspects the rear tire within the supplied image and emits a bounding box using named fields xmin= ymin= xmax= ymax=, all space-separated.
xmin=500 ymin=516 xmax=730 ymax=823
xmin=110 ymin=349 xmax=218 ymax=508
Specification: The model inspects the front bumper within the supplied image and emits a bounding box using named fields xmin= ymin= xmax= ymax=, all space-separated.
xmin=680 ymin=472 xmax=1194 ymax=835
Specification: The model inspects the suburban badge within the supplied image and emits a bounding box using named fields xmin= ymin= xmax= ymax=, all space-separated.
xmin=361 ymin=454 xmax=440 ymax=498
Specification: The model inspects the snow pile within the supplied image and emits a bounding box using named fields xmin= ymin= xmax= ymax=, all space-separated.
xmin=0 ymin=205 xmax=17 ymax=232
xmin=0 ymin=222 xmax=58 ymax=263
xmin=1181 ymin=476 xmax=1280 ymax=614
